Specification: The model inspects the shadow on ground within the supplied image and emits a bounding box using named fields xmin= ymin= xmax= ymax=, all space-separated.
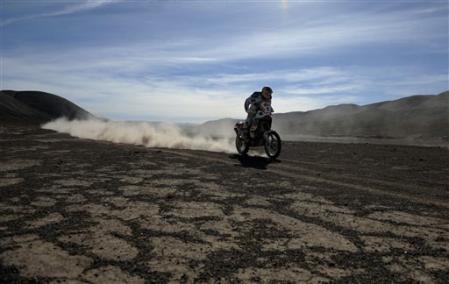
xmin=228 ymin=154 xmax=280 ymax=170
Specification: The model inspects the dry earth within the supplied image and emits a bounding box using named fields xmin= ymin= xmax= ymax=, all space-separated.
xmin=1 ymin=125 xmax=449 ymax=283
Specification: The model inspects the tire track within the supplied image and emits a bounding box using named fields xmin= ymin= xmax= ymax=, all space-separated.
xmin=155 ymin=148 xmax=449 ymax=209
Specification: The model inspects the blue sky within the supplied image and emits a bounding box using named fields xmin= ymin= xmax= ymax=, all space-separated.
xmin=1 ymin=0 xmax=448 ymax=122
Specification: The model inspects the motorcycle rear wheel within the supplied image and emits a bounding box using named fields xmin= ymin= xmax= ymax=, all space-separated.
xmin=235 ymin=136 xmax=249 ymax=155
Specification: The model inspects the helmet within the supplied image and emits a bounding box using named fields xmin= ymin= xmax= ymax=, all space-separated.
xmin=262 ymin=86 xmax=273 ymax=99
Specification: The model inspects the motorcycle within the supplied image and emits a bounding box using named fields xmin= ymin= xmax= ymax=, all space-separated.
xmin=234 ymin=107 xmax=282 ymax=159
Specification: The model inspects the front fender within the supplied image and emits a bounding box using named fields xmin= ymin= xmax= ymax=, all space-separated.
xmin=263 ymin=130 xmax=280 ymax=140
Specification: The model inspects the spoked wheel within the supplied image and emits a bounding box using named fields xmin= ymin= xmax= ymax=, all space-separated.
xmin=235 ymin=135 xmax=249 ymax=155
xmin=264 ymin=131 xmax=281 ymax=159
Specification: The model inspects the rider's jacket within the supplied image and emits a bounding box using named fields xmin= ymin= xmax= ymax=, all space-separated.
xmin=244 ymin=92 xmax=273 ymax=114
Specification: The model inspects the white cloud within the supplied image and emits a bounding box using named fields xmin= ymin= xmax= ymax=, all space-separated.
xmin=1 ymin=3 xmax=447 ymax=122
xmin=191 ymin=67 xmax=343 ymax=85
xmin=4 ymin=2 xmax=446 ymax=69
xmin=4 ymin=51 xmax=446 ymax=123
xmin=2 ymin=55 xmax=356 ymax=121
xmin=184 ymin=7 xmax=447 ymax=62
xmin=1 ymin=0 xmax=122 ymax=26
xmin=281 ymin=84 xmax=363 ymax=96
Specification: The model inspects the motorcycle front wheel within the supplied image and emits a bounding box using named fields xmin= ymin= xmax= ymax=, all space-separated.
xmin=264 ymin=130 xmax=281 ymax=159
xmin=235 ymin=135 xmax=249 ymax=155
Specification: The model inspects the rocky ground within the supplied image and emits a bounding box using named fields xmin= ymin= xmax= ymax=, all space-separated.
xmin=1 ymin=125 xmax=448 ymax=283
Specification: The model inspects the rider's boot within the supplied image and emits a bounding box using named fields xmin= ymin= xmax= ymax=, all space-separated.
xmin=242 ymin=129 xmax=250 ymax=142
xmin=249 ymin=124 xmax=257 ymax=139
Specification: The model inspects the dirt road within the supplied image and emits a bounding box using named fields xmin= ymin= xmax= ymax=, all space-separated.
xmin=1 ymin=126 xmax=448 ymax=283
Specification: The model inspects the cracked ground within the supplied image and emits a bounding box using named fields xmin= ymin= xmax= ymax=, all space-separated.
xmin=1 ymin=125 xmax=448 ymax=283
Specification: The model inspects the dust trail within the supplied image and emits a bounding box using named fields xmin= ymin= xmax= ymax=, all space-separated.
xmin=42 ymin=118 xmax=235 ymax=153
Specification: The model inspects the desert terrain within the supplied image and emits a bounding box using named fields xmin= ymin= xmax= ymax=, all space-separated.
xmin=2 ymin=0 xmax=448 ymax=282
xmin=1 ymin=124 xmax=448 ymax=283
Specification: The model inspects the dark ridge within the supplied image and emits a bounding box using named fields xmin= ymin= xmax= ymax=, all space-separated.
xmin=0 ymin=90 xmax=92 ymax=125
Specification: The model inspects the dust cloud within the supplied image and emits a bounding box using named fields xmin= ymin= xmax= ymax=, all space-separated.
xmin=42 ymin=118 xmax=235 ymax=153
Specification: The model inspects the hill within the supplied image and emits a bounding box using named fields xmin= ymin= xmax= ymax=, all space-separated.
xmin=2 ymin=89 xmax=447 ymax=143
xmin=197 ymin=91 xmax=449 ymax=142
xmin=0 ymin=90 xmax=91 ymax=125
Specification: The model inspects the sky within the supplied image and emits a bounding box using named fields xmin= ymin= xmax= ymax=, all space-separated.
xmin=1 ymin=0 xmax=448 ymax=123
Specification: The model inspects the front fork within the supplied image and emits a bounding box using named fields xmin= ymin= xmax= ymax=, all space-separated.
xmin=263 ymin=131 xmax=273 ymax=146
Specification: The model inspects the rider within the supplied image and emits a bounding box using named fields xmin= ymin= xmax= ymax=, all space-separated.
xmin=244 ymin=86 xmax=274 ymax=138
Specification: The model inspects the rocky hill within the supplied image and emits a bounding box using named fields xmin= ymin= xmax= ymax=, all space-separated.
xmin=0 ymin=90 xmax=91 ymax=125
xmin=196 ymin=91 xmax=449 ymax=141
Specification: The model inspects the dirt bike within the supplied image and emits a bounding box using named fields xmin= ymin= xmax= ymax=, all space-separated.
xmin=234 ymin=109 xmax=282 ymax=159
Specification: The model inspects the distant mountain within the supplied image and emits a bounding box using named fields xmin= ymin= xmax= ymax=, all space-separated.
xmin=196 ymin=91 xmax=449 ymax=141
xmin=2 ymin=89 xmax=447 ymax=143
xmin=0 ymin=90 xmax=92 ymax=125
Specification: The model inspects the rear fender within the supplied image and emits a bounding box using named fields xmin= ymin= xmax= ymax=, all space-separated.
xmin=234 ymin=122 xmax=245 ymax=135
